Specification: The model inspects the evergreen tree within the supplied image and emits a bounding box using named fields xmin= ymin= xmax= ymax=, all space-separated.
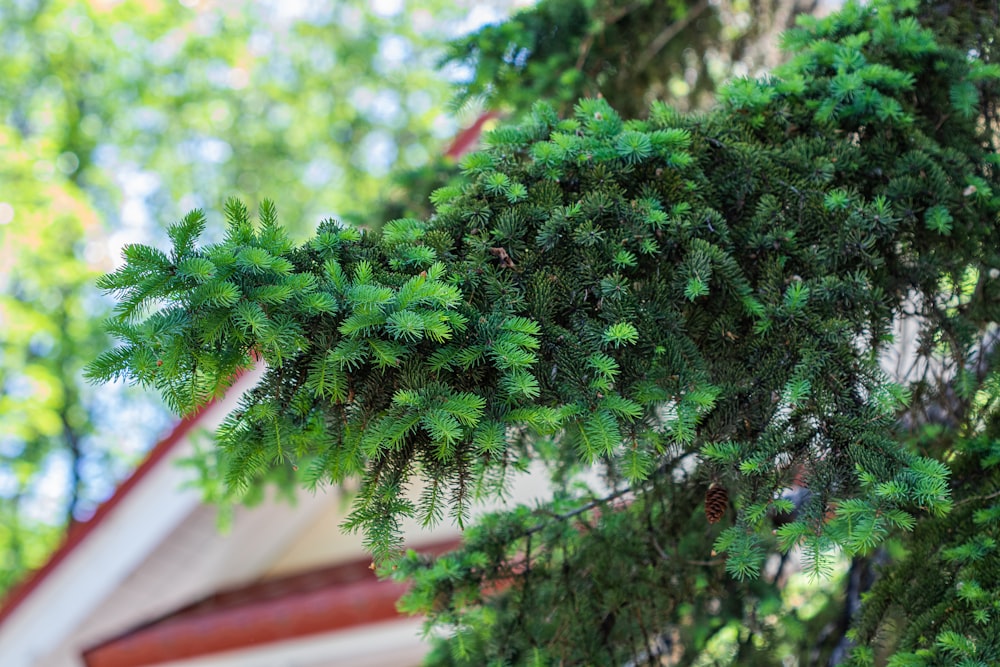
xmin=89 ymin=0 xmax=1000 ymax=663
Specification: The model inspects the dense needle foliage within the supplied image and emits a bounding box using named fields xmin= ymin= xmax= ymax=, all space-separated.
xmin=89 ymin=0 xmax=1000 ymax=663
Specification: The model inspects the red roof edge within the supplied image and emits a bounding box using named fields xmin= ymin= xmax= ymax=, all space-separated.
xmin=0 ymin=408 xmax=209 ymax=627
xmin=82 ymin=540 xmax=459 ymax=667
xmin=444 ymin=111 xmax=501 ymax=159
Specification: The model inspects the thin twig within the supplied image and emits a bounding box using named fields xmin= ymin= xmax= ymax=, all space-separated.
xmin=575 ymin=33 xmax=594 ymax=71
xmin=954 ymin=488 xmax=1000 ymax=507
xmin=634 ymin=0 xmax=710 ymax=72
xmin=526 ymin=483 xmax=637 ymax=536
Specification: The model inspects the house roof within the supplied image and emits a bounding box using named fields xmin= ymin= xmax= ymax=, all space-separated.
xmin=81 ymin=541 xmax=458 ymax=667
xmin=0 ymin=364 xmax=454 ymax=667
xmin=0 ymin=366 xmax=285 ymax=667
xmin=0 ymin=409 xmax=207 ymax=628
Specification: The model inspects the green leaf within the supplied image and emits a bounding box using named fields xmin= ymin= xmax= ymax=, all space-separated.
xmin=441 ymin=393 xmax=486 ymax=427
xmin=622 ymin=446 xmax=653 ymax=482
xmin=168 ymin=209 xmax=207 ymax=258
xmin=368 ymin=339 xmax=409 ymax=368
xmin=783 ymin=280 xmax=810 ymax=311
xmin=234 ymin=301 xmax=268 ymax=334
xmin=339 ymin=311 xmax=387 ymax=337
xmin=684 ymin=276 xmax=709 ymax=300
xmin=615 ymin=131 xmax=652 ymax=164
xmin=329 ymin=340 xmax=368 ymax=371
xmin=386 ymin=310 xmax=427 ymax=342
xmin=599 ymin=394 xmax=642 ymax=420
xmin=602 ymin=321 xmax=639 ymax=348
xmin=578 ymin=410 xmax=620 ymax=461
xmin=490 ymin=341 xmax=536 ymax=370
xmin=236 ymin=247 xmax=276 ymax=273
xmin=176 ymin=257 xmax=216 ymax=283
xmin=502 ymin=370 xmax=541 ymax=399
xmin=501 ymin=316 xmax=542 ymax=336
xmin=783 ymin=378 xmax=811 ymax=405
xmin=473 ymin=421 xmax=507 ymax=456
xmin=700 ymin=441 xmax=741 ymax=463
xmin=924 ymin=205 xmax=953 ymax=235
xmin=587 ymin=352 xmax=620 ymax=380
xmin=949 ymin=80 xmax=979 ymax=118
xmin=383 ymin=218 xmax=427 ymax=245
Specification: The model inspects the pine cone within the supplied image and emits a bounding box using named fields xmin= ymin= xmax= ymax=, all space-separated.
xmin=431 ymin=584 xmax=453 ymax=614
xmin=704 ymin=483 xmax=728 ymax=524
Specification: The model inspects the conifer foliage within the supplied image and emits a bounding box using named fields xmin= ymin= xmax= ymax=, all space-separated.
xmin=89 ymin=0 xmax=1000 ymax=663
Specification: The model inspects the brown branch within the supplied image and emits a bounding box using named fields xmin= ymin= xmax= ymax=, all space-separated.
xmin=488 ymin=246 xmax=516 ymax=269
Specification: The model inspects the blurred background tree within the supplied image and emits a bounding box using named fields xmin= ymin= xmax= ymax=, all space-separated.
xmin=0 ymin=0 xmax=525 ymax=596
